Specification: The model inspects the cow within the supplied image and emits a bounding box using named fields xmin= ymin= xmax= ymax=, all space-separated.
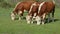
xmin=11 ymin=1 xmax=35 ymax=20
xmin=26 ymin=2 xmax=43 ymax=24
xmin=36 ymin=1 xmax=55 ymax=25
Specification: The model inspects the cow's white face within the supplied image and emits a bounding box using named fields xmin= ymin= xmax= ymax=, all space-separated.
xmin=26 ymin=15 xmax=32 ymax=24
xmin=11 ymin=12 xmax=15 ymax=20
xmin=36 ymin=16 xmax=41 ymax=25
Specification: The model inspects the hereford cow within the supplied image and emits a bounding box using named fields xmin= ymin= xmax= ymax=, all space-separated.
xmin=26 ymin=2 xmax=43 ymax=24
xmin=11 ymin=1 xmax=35 ymax=20
xmin=36 ymin=1 xmax=55 ymax=25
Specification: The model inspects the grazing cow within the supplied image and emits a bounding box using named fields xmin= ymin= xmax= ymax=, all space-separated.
xmin=11 ymin=1 xmax=35 ymax=20
xmin=36 ymin=1 xmax=55 ymax=25
xmin=26 ymin=2 xmax=43 ymax=24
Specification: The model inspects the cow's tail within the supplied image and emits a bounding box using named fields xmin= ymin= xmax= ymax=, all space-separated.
xmin=52 ymin=0 xmax=55 ymax=4
xmin=52 ymin=3 xmax=55 ymax=22
xmin=51 ymin=6 xmax=55 ymax=22
xmin=52 ymin=0 xmax=55 ymax=15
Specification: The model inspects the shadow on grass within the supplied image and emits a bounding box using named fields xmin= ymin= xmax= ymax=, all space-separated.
xmin=32 ymin=18 xmax=60 ymax=24
xmin=15 ymin=17 xmax=26 ymax=20
xmin=15 ymin=17 xmax=60 ymax=24
xmin=45 ymin=18 xmax=60 ymax=24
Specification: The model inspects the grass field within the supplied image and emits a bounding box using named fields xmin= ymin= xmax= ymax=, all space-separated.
xmin=0 ymin=7 xmax=60 ymax=34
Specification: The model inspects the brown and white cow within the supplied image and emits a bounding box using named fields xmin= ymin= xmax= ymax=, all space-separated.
xmin=36 ymin=1 xmax=55 ymax=25
xmin=11 ymin=1 xmax=35 ymax=20
xmin=26 ymin=2 xmax=43 ymax=24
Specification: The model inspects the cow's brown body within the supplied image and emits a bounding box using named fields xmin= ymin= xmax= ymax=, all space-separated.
xmin=13 ymin=1 xmax=35 ymax=15
xmin=36 ymin=1 xmax=55 ymax=25
xmin=38 ymin=2 xmax=55 ymax=16
xmin=11 ymin=1 xmax=35 ymax=20
xmin=26 ymin=2 xmax=43 ymax=24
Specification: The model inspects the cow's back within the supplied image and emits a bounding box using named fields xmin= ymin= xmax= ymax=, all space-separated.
xmin=38 ymin=1 xmax=55 ymax=16
xmin=46 ymin=1 xmax=55 ymax=13
xmin=13 ymin=1 xmax=35 ymax=14
xmin=23 ymin=1 xmax=35 ymax=11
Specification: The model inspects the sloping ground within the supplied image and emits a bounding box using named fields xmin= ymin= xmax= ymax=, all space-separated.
xmin=0 ymin=7 xmax=60 ymax=34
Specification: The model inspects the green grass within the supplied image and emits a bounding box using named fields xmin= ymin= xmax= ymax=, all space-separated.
xmin=0 ymin=7 xmax=60 ymax=34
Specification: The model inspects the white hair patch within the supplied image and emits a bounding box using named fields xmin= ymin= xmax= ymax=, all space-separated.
xmin=38 ymin=2 xmax=45 ymax=13
xmin=11 ymin=12 xmax=15 ymax=20
xmin=29 ymin=2 xmax=36 ymax=13
xmin=18 ymin=11 xmax=22 ymax=15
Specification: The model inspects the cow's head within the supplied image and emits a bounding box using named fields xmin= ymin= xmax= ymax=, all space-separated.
xmin=11 ymin=12 xmax=15 ymax=20
xmin=36 ymin=16 xmax=41 ymax=25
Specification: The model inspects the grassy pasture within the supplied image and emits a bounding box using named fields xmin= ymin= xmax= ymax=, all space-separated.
xmin=0 ymin=7 xmax=60 ymax=34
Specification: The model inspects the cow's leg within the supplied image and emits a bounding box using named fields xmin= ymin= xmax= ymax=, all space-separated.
xmin=11 ymin=12 xmax=15 ymax=20
xmin=48 ymin=13 xmax=50 ymax=23
xmin=36 ymin=16 xmax=41 ymax=25
xmin=52 ymin=14 xmax=54 ymax=22
xmin=52 ymin=11 xmax=54 ymax=22
xmin=52 ymin=8 xmax=55 ymax=22
xmin=31 ymin=18 xmax=34 ymax=24
xmin=19 ymin=16 xmax=21 ymax=20
xmin=42 ymin=13 xmax=46 ymax=25
xmin=18 ymin=11 xmax=23 ymax=20
xmin=26 ymin=15 xmax=32 ymax=24
xmin=42 ymin=18 xmax=45 ymax=25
